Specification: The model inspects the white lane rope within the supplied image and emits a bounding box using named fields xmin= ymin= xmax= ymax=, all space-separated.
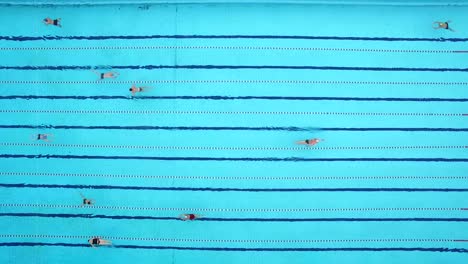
xmin=1 ymin=172 xmax=467 ymax=180
xmin=0 ymin=204 xmax=461 ymax=212
xmin=0 ymin=234 xmax=454 ymax=243
xmin=0 ymin=80 xmax=466 ymax=85
xmin=1 ymin=142 xmax=466 ymax=151
xmin=0 ymin=109 xmax=464 ymax=117
xmin=0 ymin=46 xmax=464 ymax=53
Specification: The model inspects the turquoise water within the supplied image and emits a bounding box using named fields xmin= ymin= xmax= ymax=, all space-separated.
xmin=1 ymin=2 xmax=468 ymax=263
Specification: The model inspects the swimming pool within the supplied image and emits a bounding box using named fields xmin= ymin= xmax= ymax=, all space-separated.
xmin=0 ymin=0 xmax=467 ymax=263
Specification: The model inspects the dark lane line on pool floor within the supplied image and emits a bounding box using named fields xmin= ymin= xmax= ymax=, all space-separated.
xmin=1 ymin=242 xmax=468 ymax=253
xmin=1 ymin=95 xmax=468 ymax=102
xmin=2 ymin=65 xmax=468 ymax=72
xmin=3 ymin=242 xmax=468 ymax=253
xmin=2 ymin=34 xmax=468 ymax=42
xmin=2 ymin=213 xmax=468 ymax=222
xmin=0 ymin=125 xmax=467 ymax=132
xmin=1 ymin=183 xmax=468 ymax=192
xmin=0 ymin=155 xmax=467 ymax=162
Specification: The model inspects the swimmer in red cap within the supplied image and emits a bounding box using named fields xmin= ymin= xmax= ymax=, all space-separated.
xmin=296 ymin=138 xmax=323 ymax=146
xmin=179 ymin=213 xmax=201 ymax=221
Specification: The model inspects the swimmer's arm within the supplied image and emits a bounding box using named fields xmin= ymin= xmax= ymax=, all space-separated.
xmin=89 ymin=241 xmax=96 ymax=248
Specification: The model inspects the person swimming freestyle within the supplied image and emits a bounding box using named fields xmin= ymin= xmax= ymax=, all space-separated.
xmin=179 ymin=213 xmax=201 ymax=221
xmin=88 ymin=237 xmax=112 ymax=248
xmin=79 ymin=193 xmax=94 ymax=206
xmin=43 ymin=18 xmax=61 ymax=27
xmin=432 ymin=20 xmax=455 ymax=31
xmin=296 ymin=138 xmax=323 ymax=146
xmin=33 ymin=133 xmax=53 ymax=142
xmin=129 ymin=84 xmax=152 ymax=95
xmin=91 ymin=70 xmax=119 ymax=80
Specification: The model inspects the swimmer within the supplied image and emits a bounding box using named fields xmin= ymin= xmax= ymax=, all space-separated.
xmin=296 ymin=138 xmax=323 ymax=146
xmin=88 ymin=237 xmax=112 ymax=248
xmin=433 ymin=20 xmax=455 ymax=32
xmin=179 ymin=213 xmax=201 ymax=221
xmin=91 ymin=70 xmax=119 ymax=80
xmin=129 ymin=84 xmax=152 ymax=95
xmin=79 ymin=193 xmax=94 ymax=206
xmin=43 ymin=18 xmax=61 ymax=27
xmin=33 ymin=133 xmax=53 ymax=142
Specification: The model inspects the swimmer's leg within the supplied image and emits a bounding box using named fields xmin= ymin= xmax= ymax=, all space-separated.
xmin=43 ymin=134 xmax=54 ymax=142
xmin=140 ymin=86 xmax=153 ymax=92
xmin=432 ymin=22 xmax=442 ymax=29
xmin=101 ymin=239 xmax=112 ymax=245
xmin=90 ymin=70 xmax=102 ymax=80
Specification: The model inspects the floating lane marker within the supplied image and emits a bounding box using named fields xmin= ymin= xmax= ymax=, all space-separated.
xmin=0 ymin=80 xmax=466 ymax=85
xmin=0 ymin=204 xmax=464 ymax=212
xmin=1 ymin=46 xmax=467 ymax=53
xmin=1 ymin=172 xmax=467 ymax=180
xmin=0 ymin=142 xmax=466 ymax=151
xmin=0 ymin=234 xmax=459 ymax=244
xmin=0 ymin=109 xmax=465 ymax=117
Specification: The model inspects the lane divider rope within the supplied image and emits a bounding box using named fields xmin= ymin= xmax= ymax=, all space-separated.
xmin=0 ymin=204 xmax=463 ymax=212
xmin=0 ymin=80 xmax=466 ymax=85
xmin=1 ymin=46 xmax=466 ymax=53
xmin=0 ymin=109 xmax=464 ymax=116
xmin=1 ymin=142 xmax=466 ymax=151
xmin=0 ymin=234 xmax=455 ymax=243
xmin=1 ymin=172 xmax=467 ymax=180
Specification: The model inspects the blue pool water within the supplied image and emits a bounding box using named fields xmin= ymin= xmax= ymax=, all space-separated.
xmin=0 ymin=1 xmax=468 ymax=263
